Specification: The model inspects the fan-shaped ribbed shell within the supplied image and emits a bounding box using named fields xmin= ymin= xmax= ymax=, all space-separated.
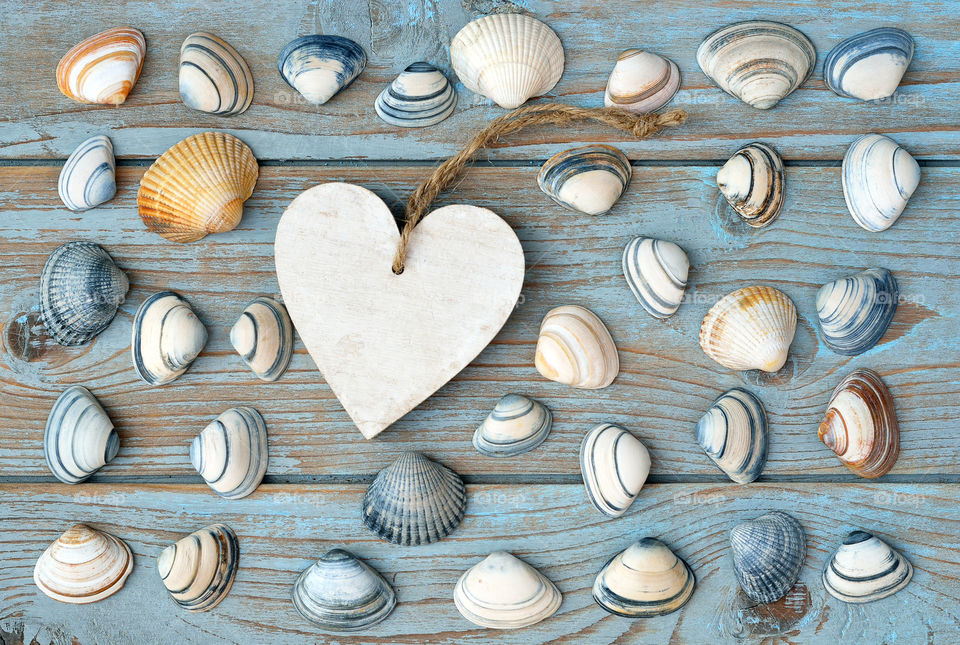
xmin=535 ymin=305 xmax=619 ymax=389
xmin=473 ymin=393 xmax=552 ymax=457
xmin=842 ymin=133 xmax=920 ymax=233
xmin=699 ymin=286 xmax=797 ymax=372
xmin=278 ymin=35 xmax=366 ymax=105
xmin=375 ymin=62 xmax=457 ymax=127
xmin=822 ymin=530 xmax=912 ymax=603
xmin=454 ymin=551 xmax=561 ymax=629
xmin=179 ymin=32 xmax=254 ymax=116
xmin=717 ymin=142 xmax=784 ymax=227
xmin=824 ymin=28 xmax=914 ymax=101
xmin=137 ymin=132 xmax=259 ymax=243
xmin=34 ymin=524 xmax=133 ymax=604
xmin=816 ymin=268 xmax=898 ymax=356
xmin=230 ymin=297 xmax=294 ymax=382
xmin=593 ymin=537 xmax=695 ymax=617
xmin=58 ymin=135 xmax=116 ymax=211
xmin=450 ymin=13 xmax=564 ymax=109
xmin=730 ymin=511 xmax=806 ymax=604
xmin=57 ymin=27 xmax=146 ymax=105
xmin=361 ymin=452 xmax=466 ymax=546
xmin=190 ymin=407 xmax=268 ymax=499
xmin=622 ymin=237 xmax=689 ymax=319
xmin=132 ymin=291 xmax=208 ymax=386
xmin=695 ymin=388 xmax=767 ymax=484
xmin=537 ymin=145 xmax=631 ymax=216
xmin=604 ymin=49 xmax=680 ymax=114
xmin=580 ymin=423 xmax=650 ymax=518
xmin=44 ymin=386 xmax=119 ymax=484
xmin=157 ymin=524 xmax=239 ymax=612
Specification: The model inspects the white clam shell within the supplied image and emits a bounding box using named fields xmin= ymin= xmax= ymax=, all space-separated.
xmin=822 ymin=530 xmax=912 ymax=603
xmin=694 ymin=388 xmax=767 ymax=484
xmin=699 ymin=286 xmax=797 ymax=372
xmin=580 ymin=423 xmax=650 ymax=518
xmin=842 ymin=133 xmax=920 ymax=232
xmin=278 ymin=35 xmax=366 ymax=105
xmin=454 ymin=551 xmax=562 ymax=629
xmin=34 ymin=524 xmax=133 ymax=604
xmin=537 ymin=144 xmax=631 ymax=216
xmin=622 ymin=237 xmax=689 ymax=319
xmin=44 ymin=386 xmax=119 ymax=484
xmin=593 ymin=537 xmax=695 ymax=617
xmin=375 ymin=62 xmax=457 ymax=127
xmin=824 ymin=28 xmax=914 ymax=101
xmin=717 ymin=142 xmax=784 ymax=228
xmin=179 ymin=32 xmax=254 ymax=116
xmin=190 ymin=407 xmax=268 ymax=500
xmin=58 ymin=135 xmax=116 ymax=211
xmin=230 ymin=297 xmax=294 ymax=382
xmin=604 ymin=49 xmax=680 ymax=113
xmin=535 ymin=305 xmax=619 ymax=389
xmin=157 ymin=523 xmax=239 ymax=612
xmin=132 ymin=292 xmax=208 ymax=386
xmin=473 ymin=393 xmax=552 ymax=457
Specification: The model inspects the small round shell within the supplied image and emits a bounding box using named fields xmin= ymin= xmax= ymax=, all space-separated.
xmin=842 ymin=133 xmax=920 ymax=233
xmin=57 ymin=27 xmax=146 ymax=105
xmin=132 ymin=292 xmax=208 ymax=386
xmin=34 ymin=524 xmax=133 ymax=604
xmin=580 ymin=423 xmax=650 ymax=518
xmin=190 ymin=407 xmax=268 ymax=499
xmin=473 ymin=394 xmax=552 ymax=457
xmin=454 ymin=551 xmax=561 ymax=629
xmin=621 ymin=237 xmax=689 ymax=319
xmin=822 ymin=530 xmax=912 ymax=603
xmin=730 ymin=511 xmax=806 ymax=604
xmin=593 ymin=537 xmax=695 ymax=617
xmin=44 ymin=386 xmax=119 ymax=484
xmin=278 ymin=35 xmax=366 ymax=105
xmin=157 ymin=524 xmax=239 ymax=612
xmin=375 ymin=62 xmax=456 ymax=127
xmin=179 ymin=32 xmax=254 ymax=116
xmin=717 ymin=142 xmax=784 ymax=228
xmin=695 ymin=388 xmax=767 ymax=484
xmin=699 ymin=286 xmax=797 ymax=372
xmin=824 ymin=28 xmax=914 ymax=101
xmin=230 ymin=297 xmax=294 ymax=382
xmin=535 ymin=305 xmax=619 ymax=389
xmin=816 ymin=268 xmax=898 ymax=356
xmin=604 ymin=49 xmax=680 ymax=114
xmin=58 ymin=135 xmax=116 ymax=211
xmin=537 ymin=145 xmax=631 ymax=216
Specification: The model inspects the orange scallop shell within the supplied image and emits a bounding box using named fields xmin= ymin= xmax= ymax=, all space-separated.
xmin=57 ymin=27 xmax=146 ymax=105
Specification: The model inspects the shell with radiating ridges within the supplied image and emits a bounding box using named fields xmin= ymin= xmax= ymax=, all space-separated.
xmin=230 ymin=297 xmax=294 ymax=382
xmin=473 ymin=394 xmax=552 ymax=457
xmin=842 ymin=133 xmax=920 ymax=233
xmin=694 ymin=388 xmax=767 ymax=484
xmin=730 ymin=511 xmax=806 ymax=604
xmin=699 ymin=286 xmax=797 ymax=372
xmin=57 ymin=27 xmax=146 ymax=105
xmin=179 ymin=32 xmax=254 ymax=116
xmin=604 ymin=49 xmax=680 ymax=113
xmin=375 ymin=62 xmax=457 ymax=127
xmin=132 ymin=292 xmax=208 ymax=386
xmin=190 ymin=407 xmax=268 ymax=499
xmin=34 ymin=524 xmax=133 ymax=604
xmin=535 ymin=305 xmax=619 ymax=389
xmin=822 ymin=530 xmax=912 ymax=603
xmin=537 ymin=145 xmax=631 ymax=216
xmin=157 ymin=524 xmax=239 ymax=612
xmin=278 ymin=35 xmax=366 ymax=105
xmin=824 ymin=28 xmax=914 ymax=101
xmin=622 ymin=237 xmax=689 ymax=319
xmin=58 ymin=135 xmax=116 ymax=211
xmin=816 ymin=268 xmax=898 ymax=356
xmin=593 ymin=537 xmax=695 ymax=617
xmin=717 ymin=142 xmax=784 ymax=227
xmin=454 ymin=551 xmax=561 ymax=629
xmin=580 ymin=423 xmax=650 ymax=518
xmin=44 ymin=386 xmax=119 ymax=484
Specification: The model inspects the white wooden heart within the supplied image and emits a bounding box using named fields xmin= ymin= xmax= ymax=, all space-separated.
xmin=274 ymin=183 xmax=525 ymax=439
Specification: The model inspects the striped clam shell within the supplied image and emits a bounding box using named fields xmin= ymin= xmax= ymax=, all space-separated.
xmin=39 ymin=241 xmax=129 ymax=347
xmin=697 ymin=21 xmax=815 ymax=110
xmin=190 ymin=407 xmax=268 ymax=499
xmin=58 ymin=135 xmax=116 ymax=211
xmin=230 ymin=297 xmax=294 ymax=382
xmin=34 ymin=524 xmax=133 ymax=604
xmin=593 ymin=537 xmax=696 ymax=617
xmin=473 ymin=394 xmax=552 ymax=457
xmin=454 ymin=551 xmax=561 ymax=629
xmin=179 ymin=32 xmax=254 ymax=116
xmin=293 ymin=548 xmax=396 ymax=632
xmin=535 ymin=305 xmax=619 ymax=389
xmin=57 ymin=27 xmax=146 ymax=105
xmin=375 ymin=62 xmax=456 ymax=127
xmin=361 ymin=452 xmax=466 ymax=546
xmin=717 ymin=142 xmax=784 ymax=228
xmin=818 ymin=369 xmax=899 ymax=479
xmin=44 ymin=386 xmax=119 ymax=484
xmin=132 ymin=292 xmax=208 ymax=386
xmin=537 ymin=145 xmax=631 ymax=216
xmin=278 ymin=35 xmax=366 ymax=105
xmin=580 ymin=423 xmax=650 ymax=518
xmin=842 ymin=133 xmax=920 ymax=232
xmin=621 ymin=237 xmax=689 ymax=319
xmin=730 ymin=511 xmax=806 ymax=604
xmin=822 ymin=530 xmax=912 ymax=603
xmin=694 ymin=388 xmax=767 ymax=484
xmin=824 ymin=28 xmax=914 ymax=101
xmin=604 ymin=49 xmax=680 ymax=114
xmin=157 ymin=524 xmax=239 ymax=612
xmin=816 ymin=268 xmax=898 ymax=356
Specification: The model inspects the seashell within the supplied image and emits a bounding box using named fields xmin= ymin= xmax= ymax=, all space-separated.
xmin=717 ymin=142 xmax=784 ymax=227
xmin=822 ymin=530 xmax=912 ymax=603
xmin=730 ymin=511 xmax=806 ymax=604
xmin=132 ymin=291 xmax=208 ymax=386
xmin=694 ymin=388 xmax=767 ymax=484
xmin=292 ymin=548 xmax=396 ymax=632
xmin=278 ymin=35 xmax=366 ymax=105
xmin=39 ymin=241 xmax=129 ymax=347
xmin=621 ymin=237 xmax=689 ymax=319
xmin=824 ymin=28 xmax=914 ymax=101
xmin=604 ymin=49 xmax=681 ymax=114
xmin=57 ymin=27 xmax=146 ymax=105
xmin=179 ymin=32 xmax=254 ymax=116
xmin=816 ymin=268 xmax=898 ymax=356
xmin=34 ymin=524 xmax=133 ymax=604
xmin=580 ymin=423 xmax=650 ymax=518
xmin=450 ymin=13 xmax=564 ymax=109
xmin=699 ymin=286 xmax=797 ymax=373
xmin=44 ymin=386 xmax=119 ymax=484
xmin=818 ymin=369 xmax=899 ymax=479
xmin=375 ymin=62 xmax=457 ymax=128
xmin=696 ymin=21 xmax=815 ymax=110
xmin=537 ymin=145 xmax=631 ymax=216
xmin=361 ymin=452 xmax=466 ymax=545
xmin=138 ymin=132 xmax=259 ymax=243
xmin=473 ymin=394 xmax=552 ymax=457
xmin=157 ymin=524 xmax=239 ymax=612
xmin=190 ymin=407 xmax=268 ymax=499
xmin=841 ymin=133 xmax=920 ymax=233
xmin=535 ymin=305 xmax=619 ymax=389
xmin=230 ymin=297 xmax=294 ymax=382
xmin=454 ymin=551 xmax=561 ymax=629
xmin=58 ymin=135 xmax=116 ymax=211
xmin=593 ymin=537 xmax=695 ymax=617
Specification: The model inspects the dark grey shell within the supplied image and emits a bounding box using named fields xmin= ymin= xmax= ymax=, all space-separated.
xmin=44 ymin=385 xmax=119 ymax=484
xmin=824 ymin=28 xmax=914 ymax=101
xmin=730 ymin=511 xmax=806 ymax=604
xmin=278 ymin=35 xmax=366 ymax=105
xmin=816 ymin=268 xmax=898 ymax=356
xmin=694 ymin=388 xmax=768 ymax=484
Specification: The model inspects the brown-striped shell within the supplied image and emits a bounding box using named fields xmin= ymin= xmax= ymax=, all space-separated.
xmin=699 ymin=286 xmax=797 ymax=372
xmin=57 ymin=27 xmax=146 ymax=105
xmin=34 ymin=524 xmax=134 ymax=604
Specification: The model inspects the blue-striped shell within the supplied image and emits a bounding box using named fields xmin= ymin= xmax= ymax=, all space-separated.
xmin=179 ymin=32 xmax=254 ymax=116
xmin=593 ymin=537 xmax=696 ymax=617
xmin=473 ymin=394 xmax=552 ymax=457
xmin=278 ymin=35 xmax=366 ymax=105
xmin=622 ymin=237 xmax=689 ymax=319
xmin=824 ymin=28 xmax=914 ymax=101
xmin=375 ymin=62 xmax=456 ymax=128
xmin=842 ymin=133 xmax=920 ymax=232
xmin=816 ymin=268 xmax=898 ymax=356
xmin=132 ymin=292 xmax=208 ymax=386
xmin=694 ymin=388 xmax=767 ymax=484
xmin=580 ymin=423 xmax=650 ymax=518
xmin=537 ymin=145 xmax=631 ymax=215
xmin=58 ymin=135 xmax=116 ymax=211
xmin=730 ymin=511 xmax=806 ymax=604
xmin=230 ymin=297 xmax=294 ymax=382
xmin=190 ymin=407 xmax=268 ymax=500
xmin=44 ymin=386 xmax=119 ymax=484
xmin=822 ymin=530 xmax=912 ymax=603
xmin=157 ymin=524 xmax=239 ymax=612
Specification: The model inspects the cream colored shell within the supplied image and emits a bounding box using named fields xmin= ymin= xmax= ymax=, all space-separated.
xmin=535 ymin=305 xmax=618 ymax=388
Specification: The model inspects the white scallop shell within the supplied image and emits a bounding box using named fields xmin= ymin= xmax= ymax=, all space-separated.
xmin=44 ymin=386 xmax=119 ymax=484
xmin=604 ymin=49 xmax=680 ymax=113
xmin=58 ymin=135 xmax=116 ymax=211
xmin=34 ymin=524 xmax=133 ymax=604
xmin=822 ymin=530 xmax=912 ymax=603
xmin=842 ymin=133 xmax=920 ymax=232
xmin=132 ymin=292 xmax=208 ymax=386
xmin=580 ymin=423 xmax=650 ymax=517
xmin=699 ymin=286 xmax=797 ymax=372
xmin=190 ymin=407 xmax=268 ymax=499
xmin=454 ymin=551 xmax=562 ymax=629
xmin=717 ymin=142 xmax=784 ymax=228
xmin=230 ymin=297 xmax=294 ymax=382
xmin=621 ymin=237 xmax=689 ymax=319
xmin=694 ymin=388 xmax=767 ymax=484
xmin=824 ymin=28 xmax=914 ymax=101
xmin=593 ymin=537 xmax=695 ymax=617
xmin=473 ymin=393 xmax=552 ymax=457
xmin=375 ymin=62 xmax=457 ymax=127
xmin=535 ymin=305 xmax=619 ymax=389
xmin=179 ymin=32 xmax=254 ymax=116
xmin=157 ymin=523 xmax=239 ymax=612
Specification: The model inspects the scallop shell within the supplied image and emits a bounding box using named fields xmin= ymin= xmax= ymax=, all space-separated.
xmin=57 ymin=27 xmax=146 ymax=105
xmin=580 ymin=423 xmax=650 ymax=518
xmin=230 ymin=297 xmax=294 ymax=382
xmin=730 ymin=511 xmax=806 ymax=604
xmin=34 ymin=524 xmax=133 ymax=604
xmin=44 ymin=386 xmax=119 ymax=484
xmin=696 ymin=21 xmax=815 ymax=110
xmin=622 ymin=237 xmax=689 ymax=319
xmin=818 ymin=369 xmax=899 ymax=479
xmin=278 ymin=35 xmax=366 ymax=105
xmin=132 ymin=291 xmax=208 ymax=386
xmin=535 ymin=305 xmax=619 ymax=389
xmin=694 ymin=388 xmax=767 ymax=484
xmin=58 ymin=135 xmax=116 ymax=211
xmin=822 ymin=530 xmax=912 ymax=603
xmin=824 ymin=28 xmax=914 ymax=101
xmin=450 ymin=13 xmax=564 ymax=109
xmin=593 ymin=537 xmax=696 ymax=617
xmin=842 ymin=133 xmax=920 ymax=233
xmin=190 ymin=407 xmax=268 ymax=499
xmin=473 ymin=394 xmax=552 ymax=457
xmin=604 ymin=49 xmax=680 ymax=114
xmin=39 ymin=241 xmax=129 ymax=347
xmin=157 ymin=524 xmax=239 ymax=612
xmin=699 ymin=286 xmax=797 ymax=372
xmin=361 ymin=452 xmax=466 ymax=546
xmin=717 ymin=142 xmax=784 ymax=227
xmin=537 ymin=145 xmax=631 ymax=216
xmin=454 ymin=551 xmax=561 ymax=629
xmin=137 ymin=132 xmax=259 ymax=243
xmin=816 ymin=268 xmax=898 ymax=356
xmin=375 ymin=62 xmax=457 ymax=127
xmin=179 ymin=32 xmax=254 ymax=116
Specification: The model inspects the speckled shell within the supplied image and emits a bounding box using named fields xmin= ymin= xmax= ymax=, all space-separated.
xmin=454 ymin=551 xmax=561 ymax=629
xmin=699 ymin=286 xmax=797 ymax=373
xmin=361 ymin=452 xmax=466 ymax=546
xmin=138 ymin=132 xmax=259 ymax=243
xmin=190 ymin=407 xmax=268 ymax=499
xmin=179 ymin=32 xmax=253 ymax=116
xmin=157 ymin=524 xmax=239 ymax=612
xmin=132 ymin=292 xmax=208 ymax=386
xmin=730 ymin=511 xmax=806 ymax=604
xmin=816 ymin=268 xmax=898 ymax=356
xmin=717 ymin=142 xmax=784 ymax=227
xmin=822 ymin=530 xmax=912 ymax=603
xmin=39 ymin=241 xmax=129 ymax=347
xmin=450 ymin=13 xmax=564 ymax=109
xmin=695 ymin=388 xmax=767 ymax=484
xmin=230 ymin=297 xmax=294 ymax=382
xmin=604 ymin=49 xmax=680 ymax=113
xmin=57 ymin=27 xmax=145 ymax=105
xmin=473 ymin=394 xmax=552 ymax=457
xmin=842 ymin=133 xmax=920 ymax=233
xmin=593 ymin=537 xmax=695 ymax=617
xmin=58 ymin=135 xmax=116 ymax=211
xmin=824 ymin=28 xmax=914 ymax=101
xmin=535 ymin=305 xmax=619 ymax=389
xmin=622 ymin=237 xmax=689 ymax=319
xmin=278 ymin=35 xmax=366 ymax=105
xmin=580 ymin=423 xmax=650 ymax=518
xmin=696 ymin=21 xmax=815 ymax=110
xmin=44 ymin=386 xmax=119 ymax=484
xmin=818 ymin=369 xmax=899 ymax=479
xmin=375 ymin=62 xmax=457 ymax=127
xmin=537 ymin=145 xmax=631 ymax=215
xmin=34 ymin=524 xmax=133 ymax=604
